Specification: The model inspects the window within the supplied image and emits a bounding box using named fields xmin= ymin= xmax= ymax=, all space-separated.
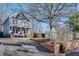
xmin=16 ymin=28 xmax=18 ymax=33
xmin=12 ymin=19 xmax=15 ymax=24
xmin=16 ymin=20 xmax=18 ymax=24
xmin=10 ymin=27 xmax=11 ymax=30
xmin=26 ymin=30 xmax=28 ymax=33
xmin=24 ymin=30 xmax=25 ymax=33
xmin=12 ymin=19 xmax=18 ymax=25
xmin=13 ymin=28 xmax=15 ymax=33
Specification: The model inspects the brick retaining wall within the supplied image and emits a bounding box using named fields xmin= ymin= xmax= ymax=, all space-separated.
xmin=39 ymin=40 xmax=79 ymax=54
xmin=31 ymin=38 xmax=79 ymax=54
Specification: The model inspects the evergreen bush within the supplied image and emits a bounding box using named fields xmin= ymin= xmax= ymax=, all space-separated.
xmin=59 ymin=43 xmax=66 ymax=53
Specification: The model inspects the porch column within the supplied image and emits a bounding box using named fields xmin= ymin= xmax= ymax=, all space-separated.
xmin=19 ymin=28 xmax=21 ymax=34
xmin=13 ymin=28 xmax=16 ymax=34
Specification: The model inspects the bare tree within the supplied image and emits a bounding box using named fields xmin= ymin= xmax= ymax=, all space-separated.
xmin=18 ymin=3 xmax=76 ymax=39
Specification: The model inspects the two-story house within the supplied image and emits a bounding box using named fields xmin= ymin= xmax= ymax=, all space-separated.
xmin=3 ymin=11 xmax=32 ymax=38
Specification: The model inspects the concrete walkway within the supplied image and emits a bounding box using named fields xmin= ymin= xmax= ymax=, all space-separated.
xmin=0 ymin=38 xmax=54 ymax=56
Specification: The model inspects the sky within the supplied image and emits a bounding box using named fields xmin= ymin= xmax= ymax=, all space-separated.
xmin=1 ymin=3 xmax=49 ymax=33
xmin=3 ymin=4 xmax=29 ymax=16
xmin=1 ymin=3 xmax=79 ymax=33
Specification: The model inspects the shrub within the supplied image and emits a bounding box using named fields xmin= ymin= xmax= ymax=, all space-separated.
xmin=59 ymin=43 xmax=66 ymax=53
xmin=0 ymin=31 xmax=3 ymax=37
xmin=33 ymin=32 xmax=38 ymax=38
xmin=41 ymin=33 xmax=45 ymax=38
xmin=8 ymin=34 xmax=11 ymax=38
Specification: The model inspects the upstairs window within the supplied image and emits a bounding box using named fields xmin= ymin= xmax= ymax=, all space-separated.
xmin=12 ymin=19 xmax=15 ymax=24
xmin=16 ymin=20 xmax=18 ymax=24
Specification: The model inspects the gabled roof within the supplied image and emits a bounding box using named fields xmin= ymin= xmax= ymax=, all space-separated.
xmin=10 ymin=11 xmax=30 ymax=22
xmin=2 ymin=17 xmax=9 ymax=25
xmin=2 ymin=11 xmax=30 ymax=25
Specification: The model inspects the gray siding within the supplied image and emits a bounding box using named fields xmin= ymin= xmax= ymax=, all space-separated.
xmin=3 ymin=18 xmax=10 ymax=37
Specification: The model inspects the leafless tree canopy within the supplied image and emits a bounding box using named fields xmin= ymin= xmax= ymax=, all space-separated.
xmin=18 ymin=3 xmax=76 ymax=31
xmin=17 ymin=3 xmax=76 ymax=39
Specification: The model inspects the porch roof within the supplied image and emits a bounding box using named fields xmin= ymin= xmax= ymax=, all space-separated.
xmin=10 ymin=26 xmax=30 ymax=29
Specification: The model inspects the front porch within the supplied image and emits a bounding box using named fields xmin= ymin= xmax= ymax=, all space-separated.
xmin=10 ymin=27 xmax=31 ymax=38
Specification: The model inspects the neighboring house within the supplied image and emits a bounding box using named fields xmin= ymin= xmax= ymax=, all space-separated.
xmin=3 ymin=11 xmax=32 ymax=38
xmin=45 ymin=28 xmax=58 ymax=40
xmin=45 ymin=26 xmax=73 ymax=41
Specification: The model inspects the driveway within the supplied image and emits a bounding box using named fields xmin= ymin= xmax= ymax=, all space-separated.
xmin=66 ymin=48 xmax=79 ymax=56
xmin=0 ymin=38 xmax=54 ymax=56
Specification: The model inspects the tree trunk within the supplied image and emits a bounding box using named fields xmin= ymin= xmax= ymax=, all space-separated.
xmin=49 ymin=25 xmax=53 ymax=40
xmin=73 ymin=32 xmax=76 ymax=40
